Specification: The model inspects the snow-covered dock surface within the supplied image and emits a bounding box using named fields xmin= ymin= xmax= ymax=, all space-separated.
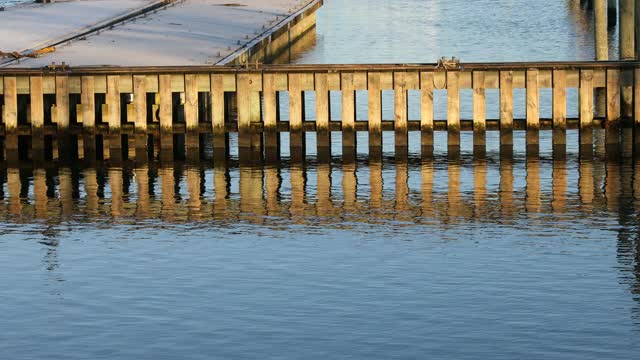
xmin=2 ymin=0 xmax=317 ymax=67
xmin=0 ymin=0 xmax=157 ymax=53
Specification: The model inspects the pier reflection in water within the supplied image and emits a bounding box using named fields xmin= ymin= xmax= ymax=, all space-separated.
xmin=3 ymin=130 xmax=640 ymax=227
xmin=3 ymin=128 xmax=640 ymax=358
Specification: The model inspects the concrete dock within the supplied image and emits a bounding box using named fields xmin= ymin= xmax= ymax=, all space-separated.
xmin=0 ymin=0 xmax=322 ymax=67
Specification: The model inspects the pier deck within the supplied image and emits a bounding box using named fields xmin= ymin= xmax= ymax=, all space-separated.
xmin=1 ymin=0 xmax=322 ymax=67
xmin=0 ymin=0 xmax=160 ymax=56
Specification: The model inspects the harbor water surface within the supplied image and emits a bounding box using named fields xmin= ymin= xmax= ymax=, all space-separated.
xmin=2 ymin=1 xmax=640 ymax=359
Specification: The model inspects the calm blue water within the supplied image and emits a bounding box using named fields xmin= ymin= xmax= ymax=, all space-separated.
xmin=3 ymin=1 xmax=640 ymax=359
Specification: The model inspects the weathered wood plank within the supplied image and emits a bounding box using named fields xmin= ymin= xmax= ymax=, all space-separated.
xmin=500 ymin=71 xmax=514 ymax=147
xmin=211 ymin=74 xmax=226 ymax=150
xmin=580 ymin=69 xmax=594 ymax=147
xmin=420 ymin=72 xmax=434 ymax=150
xmin=185 ymin=74 xmax=199 ymax=149
xmin=106 ymin=75 xmax=120 ymax=131
xmin=606 ymin=69 xmax=621 ymax=145
xmin=263 ymin=73 xmax=278 ymax=150
xmin=30 ymin=76 xmax=44 ymax=131
xmin=133 ymin=75 xmax=147 ymax=133
xmin=341 ymin=72 xmax=356 ymax=148
xmin=368 ymin=72 xmax=382 ymax=148
xmin=473 ymin=71 xmax=486 ymax=148
xmin=236 ymin=73 xmax=252 ymax=148
xmin=447 ymin=71 xmax=460 ymax=147
xmin=289 ymin=73 xmax=305 ymax=150
xmin=55 ymin=76 xmax=70 ymax=130
xmin=3 ymin=77 xmax=17 ymax=135
xmin=315 ymin=72 xmax=330 ymax=151
xmin=394 ymin=71 xmax=409 ymax=148
xmin=553 ymin=70 xmax=567 ymax=146
xmin=184 ymin=74 xmax=199 ymax=131
xmin=526 ymin=69 xmax=539 ymax=148
xmin=81 ymin=76 xmax=96 ymax=129
xmin=159 ymin=74 xmax=173 ymax=150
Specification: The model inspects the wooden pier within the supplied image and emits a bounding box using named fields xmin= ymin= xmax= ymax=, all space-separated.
xmin=1 ymin=60 xmax=640 ymax=163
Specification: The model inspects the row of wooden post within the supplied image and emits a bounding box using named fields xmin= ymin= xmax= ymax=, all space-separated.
xmin=1 ymin=66 xmax=640 ymax=162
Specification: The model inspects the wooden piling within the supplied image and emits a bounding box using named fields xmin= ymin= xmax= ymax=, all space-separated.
xmin=394 ymin=71 xmax=409 ymax=150
xmin=526 ymin=69 xmax=540 ymax=152
xmin=580 ymin=69 xmax=594 ymax=151
xmin=159 ymin=74 xmax=173 ymax=152
xmin=341 ymin=72 xmax=356 ymax=156
xmin=3 ymin=77 xmax=18 ymax=159
xmin=447 ymin=71 xmax=461 ymax=149
xmin=184 ymin=74 xmax=199 ymax=150
xmin=210 ymin=74 xmax=227 ymax=155
xmin=81 ymin=76 xmax=96 ymax=158
xmin=606 ymin=68 xmax=621 ymax=145
xmin=55 ymin=75 xmax=70 ymax=131
xmin=237 ymin=73 xmax=261 ymax=152
xmin=595 ymin=0 xmax=609 ymax=60
xmin=420 ymin=72 xmax=434 ymax=156
xmin=553 ymin=70 xmax=567 ymax=148
xmin=620 ymin=0 xmax=634 ymax=117
xmin=263 ymin=73 xmax=279 ymax=161
xmin=55 ymin=75 xmax=71 ymax=159
xmin=288 ymin=73 xmax=305 ymax=153
xmin=472 ymin=71 xmax=486 ymax=152
xmin=315 ymin=72 xmax=331 ymax=157
xmin=30 ymin=76 xmax=45 ymax=154
xmin=368 ymin=72 xmax=382 ymax=151
xmin=106 ymin=75 xmax=121 ymax=154
xmin=500 ymin=71 xmax=514 ymax=149
xmin=133 ymin=75 xmax=147 ymax=155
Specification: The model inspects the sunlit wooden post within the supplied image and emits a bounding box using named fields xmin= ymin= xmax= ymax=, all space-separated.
xmin=500 ymin=70 xmax=514 ymax=151
xmin=106 ymin=75 xmax=121 ymax=158
xmin=473 ymin=71 xmax=486 ymax=155
xmin=184 ymin=74 xmax=200 ymax=153
xmin=30 ymin=76 xmax=45 ymax=159
xmin=56 ymin=75 xmax=71 ymax=159
xmin=594 ymin=2 xmax=608 ymax=121
xmin=606 ymin=68 xmax=621 ymax=145
xmin=368 ymin=72 xmax=382 ymax=154
xmin=420 ymin=72 xmax=434 ymax=158
xmin=315 ymin=72 xmax=331 ymax=160
xmin=133 ymin=75 xmax=147 ymax=159
xmin=394 ymin=71 xmax=409 ymax=154
xmin=526 ymin=69 xmax=540 ymax=154
xmin=447 ymin=71 xmax=461 ymax=153
xmin=580 ymin=69 xmax=595 ymax=154
xmin=595 ymin=0 xmax=609 ymax=61
xmin=81 ymin=76 xmax=96 ymax=159
xmin=620 ymin=0 xmax=635 ymax=119
xmin=211 ymin=73 xmax=227 ymax=158
xmin=553 ymin=69 xmax=567 ymax=151
xmin=159 ymin=74 xmax=173 ymax=155
xmin=288 ymin=73 xmax=305 ymax=160
xmin=341 ymin=72 xmax=356 ymax=159
xmin=3 ymin=77 xmax=18 ymax=161
xmin=263 ymin=73 xmax=280 ymax=162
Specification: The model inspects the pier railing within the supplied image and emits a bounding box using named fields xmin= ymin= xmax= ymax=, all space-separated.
xmin=1 ymin=61 xmax=639 ymax=161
